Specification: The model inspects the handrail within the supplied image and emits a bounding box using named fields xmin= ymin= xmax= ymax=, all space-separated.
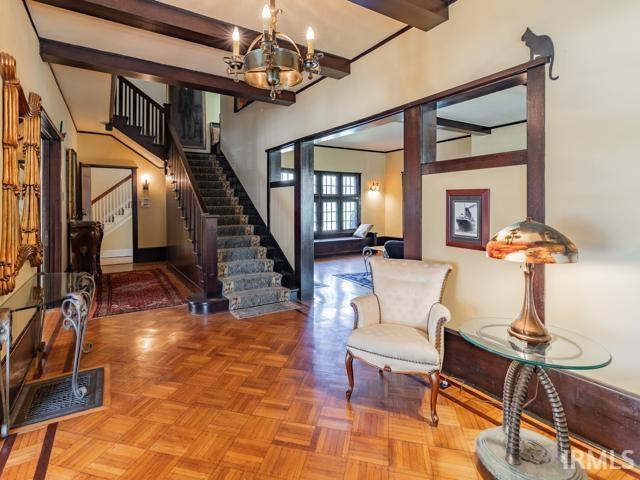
xmin=113 ymin=76 xmax=166 ymax=146
xmin=167 ymin=123 xmax=207 ymax=211
xmin=117 ymin=76 xmax=165 ymax=112
xmin=166 ymin=122 xmax=219 ymax=299
xmin=91 ymin=174 xmax=132 ymax=205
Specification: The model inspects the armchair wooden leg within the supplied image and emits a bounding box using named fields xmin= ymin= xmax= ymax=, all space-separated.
xmin=345 ymin=351 xmax=354 ymax=400
xmin=428 ymin=370 xmax=441 ymax=427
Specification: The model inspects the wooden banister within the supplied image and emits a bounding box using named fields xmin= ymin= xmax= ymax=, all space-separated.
xmin=117 ymin=76 xmax=165 ymax=112
xmin=91 ymin=174 xmax=132 ymax=204
xmin=165 ymin=122 xmax=219 ymax=304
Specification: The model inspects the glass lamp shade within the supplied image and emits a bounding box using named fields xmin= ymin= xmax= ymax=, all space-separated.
xmin=486 ymin=218 xmax=578 ymax=265
xmin=486 ymin=218 xmax=578 ymax=344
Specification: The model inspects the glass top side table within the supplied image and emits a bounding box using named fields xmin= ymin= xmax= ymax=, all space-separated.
xmin=460 ymin=317 xmax=611 ymax=480
xmin=0 ymin=272 xmax=95 ymax=436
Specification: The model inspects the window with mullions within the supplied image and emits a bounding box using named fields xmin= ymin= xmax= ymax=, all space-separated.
xmin=280 ymin=168 xmax=294 ymax=181
xmin=314 ymin=171 xmax=361 ymax=235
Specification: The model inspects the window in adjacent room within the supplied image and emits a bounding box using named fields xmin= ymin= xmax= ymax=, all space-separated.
xmin=314 ymin=171 xmax=361 ymax=235
xmin=280 ymin=168 xmax=295 ymax=181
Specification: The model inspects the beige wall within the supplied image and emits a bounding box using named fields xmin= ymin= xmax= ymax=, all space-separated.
xmin=270 ymin=187 xmax=295 ymax=265
xmin=0 ymin=0 xmax=78 ymax=302
xmin=384 ymin=151 xmax=404 ymax=238
xmin=78 ymin=133 xmax=166 ymax=248
xmin=472 ymin=122 xmax=526 ymax=156
xmin=423 ymin=166 xmax=527 ymax=330
xmin=90 ymin=167 xmax=130 ymax=198
xmin=221 ymin=0 xmax=640 ymax=393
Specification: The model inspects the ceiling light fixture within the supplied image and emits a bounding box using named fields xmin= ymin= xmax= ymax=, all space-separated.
xmin=225 ymin=0 xmax=322 ymax=100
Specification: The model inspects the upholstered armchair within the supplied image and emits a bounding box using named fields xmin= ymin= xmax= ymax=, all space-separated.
xmin=345 ymin=256 xmax=452 ymax=426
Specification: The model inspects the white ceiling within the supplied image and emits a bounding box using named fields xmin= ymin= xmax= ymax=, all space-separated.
xmin=156 ymin=0 xmax=405 ymax=59
xmin=51 ymin=64 xmax=112 ymax=132
xmin=25 ymin=0 xmax=407 ymax=132
xmin=315 ymin=86 xmax=527 ymax=152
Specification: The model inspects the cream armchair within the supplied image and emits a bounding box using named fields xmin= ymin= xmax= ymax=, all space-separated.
xmin=345 ymin=256 xmax=452 ymax=426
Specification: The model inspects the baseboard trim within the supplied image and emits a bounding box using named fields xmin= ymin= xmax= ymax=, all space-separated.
xmin=133 ymin=247 xmax=167 ymax=263
xmin=442 ymin=328 xmax=640 ymax=464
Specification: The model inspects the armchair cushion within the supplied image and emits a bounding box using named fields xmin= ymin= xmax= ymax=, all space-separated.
xmin=347 ymin=324 xmax=439 ymax=373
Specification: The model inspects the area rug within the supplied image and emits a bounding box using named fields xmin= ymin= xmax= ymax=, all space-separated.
xmin=231 ymin=301 xmax=300 ymax=320
xmin=334 ymin=272 xmax=372 ymax=289
xmin=94 ymin=269 xmax=186 ymax=317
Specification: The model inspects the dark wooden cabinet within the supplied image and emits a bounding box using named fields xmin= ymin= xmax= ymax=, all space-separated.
xmin=69 ymin=221 xmax=103 ymax=278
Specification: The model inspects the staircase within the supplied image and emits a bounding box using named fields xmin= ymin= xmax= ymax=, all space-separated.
xmin=91 ymin=174 xmax=132 ymax=236
xmin=186 ymin=152 xmax=295 ymax=312
xmin=107 ymin=76 xmax=166 ymax=159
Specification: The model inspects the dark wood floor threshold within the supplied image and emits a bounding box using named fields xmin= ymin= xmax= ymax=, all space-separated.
xmin=32 ymin=423 xmax=57 ymax=480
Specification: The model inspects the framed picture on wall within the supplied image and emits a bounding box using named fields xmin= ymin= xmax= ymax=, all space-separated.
xmin=66 ymin=148 xmax=79 ymax=220
xmin=446 ymin=189 xmax=490 ymax=251
xmin=169 ymin=87 xmax=206 ymax=149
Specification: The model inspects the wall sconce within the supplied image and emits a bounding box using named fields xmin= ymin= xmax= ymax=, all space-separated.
xmin=369 ymin=181 xmax=381 ymax=193
xmin=141 ymin=174 xmax=151 ymax=207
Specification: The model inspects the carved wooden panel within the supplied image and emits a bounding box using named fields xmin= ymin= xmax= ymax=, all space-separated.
xmin=0 ymin=52 xmax=43 ymax=295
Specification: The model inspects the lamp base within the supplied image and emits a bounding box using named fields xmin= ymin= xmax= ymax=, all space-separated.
xmin=509 ymin=264 xmax=551 ymax=345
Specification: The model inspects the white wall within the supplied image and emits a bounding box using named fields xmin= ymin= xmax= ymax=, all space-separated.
xmin=221 ymin=0 xmax=640 ymax=394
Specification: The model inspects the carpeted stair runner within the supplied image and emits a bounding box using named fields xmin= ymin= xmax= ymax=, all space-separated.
xmin=186 ymin=153 xmax=295 ymax=316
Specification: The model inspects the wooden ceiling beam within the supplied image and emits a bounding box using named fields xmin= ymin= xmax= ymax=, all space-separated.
xmin=437 ymin=118 xmax=492 ymax=135
xmin=348 ymin=0 xmax=450 ymax=32
xmin=31 ymin=0 xmax=351 ymax=79
xmin=39 ymin=39 xmax=296 ymax=106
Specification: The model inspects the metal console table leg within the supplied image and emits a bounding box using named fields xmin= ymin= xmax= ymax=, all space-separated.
xmin=61 ymin=292 xmax=89 ymax=399
xmin=476 ymin=360 xmax=586 ymax=480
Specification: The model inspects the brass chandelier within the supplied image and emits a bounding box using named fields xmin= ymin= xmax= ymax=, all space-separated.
xmin=224 ymin=0 xmax=322 ymax=100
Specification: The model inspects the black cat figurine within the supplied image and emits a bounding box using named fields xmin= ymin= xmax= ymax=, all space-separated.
xmin=521 ymin=27 xmax=559 ymax=80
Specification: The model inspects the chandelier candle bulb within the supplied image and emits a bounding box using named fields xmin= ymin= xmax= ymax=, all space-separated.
xmin=262 ymin=4 xmax=271 ymax=33
xmin=232 ymin=27 xmax=240 ymax=57
xmin=306 ymin=27 xmax=315 ymax=55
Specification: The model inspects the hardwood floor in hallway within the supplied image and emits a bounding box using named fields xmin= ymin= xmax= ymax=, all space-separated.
xmin=0 ymin=258 xmax=637 ymax=479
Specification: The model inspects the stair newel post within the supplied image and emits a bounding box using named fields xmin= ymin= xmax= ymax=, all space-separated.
xmin=201 ymin=214 xmax=219 ymax=298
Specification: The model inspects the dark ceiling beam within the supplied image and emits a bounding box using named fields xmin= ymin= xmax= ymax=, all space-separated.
xmin=31 ymin=0 xmax=351 ymax=80
xmin=348 ymin=0 xmax=450 ymax=32
xmin=437 ymin=118 xmax=492 ymax=135
xmin=39 ymin=38 xmax=296 ymax=106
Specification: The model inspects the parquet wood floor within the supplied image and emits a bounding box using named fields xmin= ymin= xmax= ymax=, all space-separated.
xmin=0 ymin=258 xmax=637 ymax=479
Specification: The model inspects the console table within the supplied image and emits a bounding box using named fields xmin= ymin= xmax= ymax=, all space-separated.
xmin=0 ymin=272 xmax=95 ymax=436
xmin=460 ymin=318 xmax=611 ymax=480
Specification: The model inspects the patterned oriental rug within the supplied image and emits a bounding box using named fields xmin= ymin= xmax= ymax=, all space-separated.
xmin=94 ymin=269 xmax=186 ymax=318
xmin=334 ymin=272 xmax=373 ymax=289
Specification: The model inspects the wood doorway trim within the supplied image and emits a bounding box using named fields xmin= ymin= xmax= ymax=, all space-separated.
xmin=79 ymin=163 xmax=139 ymax=262
xmin=40 ymin=110 xmax=63 ymax=273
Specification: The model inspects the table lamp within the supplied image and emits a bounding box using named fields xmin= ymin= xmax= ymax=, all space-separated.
xmin=486 ymin=218 xmax=578 ymax=344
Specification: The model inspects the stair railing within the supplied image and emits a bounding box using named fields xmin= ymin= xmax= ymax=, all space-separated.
xmin=91 ymin=174 xmax=132 ymax=227
xmin=113 ymin=76 xmax=166 ymax=146
xmin=166 ymin=124 xmax=219 ymax=299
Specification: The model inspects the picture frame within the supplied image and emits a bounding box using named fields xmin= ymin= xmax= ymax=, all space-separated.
xmin=66 ymin=148 xmax=79 ymax=220
xmin=169 ymin=87 xmax=207 ymax=149
xmin=446 ymin=189 xmax=490 ymax=251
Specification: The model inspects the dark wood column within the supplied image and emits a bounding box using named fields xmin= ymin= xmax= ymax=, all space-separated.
xmin=294 ymin=140 xmax=314 ymax=300
xmin=403 ymin=102 xmax=436 ymax=260
xmin=527 ymin=63 xmax=546 ymax=320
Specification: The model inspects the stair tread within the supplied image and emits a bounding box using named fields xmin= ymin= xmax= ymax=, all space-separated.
xmin=219 ymin=258 xmax=273 ymax=266
xmin=225 ymin=286 xmax=289 ymax=299
xmin=221 ymin=272 xmax=282 ymax=281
